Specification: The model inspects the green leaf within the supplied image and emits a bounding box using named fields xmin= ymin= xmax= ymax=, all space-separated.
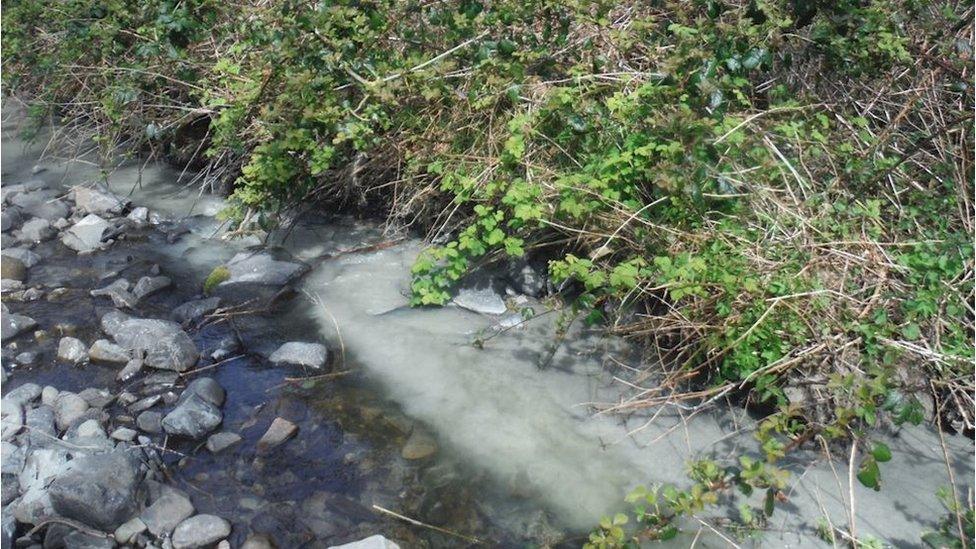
xmin=901 ymin=323 xmax=921 ymax=340
xmin=857 ymin=457 xmax=881 ymax=490
xmin=764 ymin=488 xmax=776 ymax=517
xmin=872 ymin=442 xmax=892 ymax=463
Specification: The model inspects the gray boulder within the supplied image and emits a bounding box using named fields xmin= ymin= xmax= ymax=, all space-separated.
xmin=161 ymin=394 xmax=221 ymax=439
xmin=256 ymin=418 xmax=297 ymax=455
xmin=61 ymin=214 xmax=111 ymax=253
xmin=1 ymin=311 xmax=36 ymax=341
xmin=54 ymin=392 xmax=90 ymax=431
xmin=8 ymin=189 xmax=70 ymax=221
xmin=109 ymin=317 xmax=199 ymax=372
xmin=88 ymin=339 xmax=130 ymax=364
xmin=269 ymin=342 xmax=329 ymax=369
xmin=72 ymin=185 xmax=129 ymax=216
xmin=48 ymin=449 xmax=143 ymax=531
xmin=3 ymin=383 xmax=41 ymax=407
xmin=172 ymin=297 xmax=221 ymax=324
xmin=453 ymin=286 xmax=507 ymax=315
xmin=184 ymin=378 xmax=225 ymax=406
xmin=172 ymin=514 xmax=231 ymax=549
xmin=132 ymin=276 xmax=171 ymax=300
xmin=141 ymin=486 xmax=195 ymax=536
xmin=1 ymin=399 xmax=23 ymax=441
xmin=18 ymin=217 xmax=55 ymax=243
xmin=206 ymin=432 xmax=242 ymax=454
xmin=57 ymin=337 xmax=89 ymax=364
xmin=221 ymin=251 xmax=309 ymax=287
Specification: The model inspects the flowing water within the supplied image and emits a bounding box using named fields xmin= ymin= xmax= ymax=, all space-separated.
xmin=1 ymin=107 xmax=972 ymax=548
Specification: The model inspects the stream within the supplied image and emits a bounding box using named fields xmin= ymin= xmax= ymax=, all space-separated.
xmin=0 ymin=107 xmax=972 ymax=548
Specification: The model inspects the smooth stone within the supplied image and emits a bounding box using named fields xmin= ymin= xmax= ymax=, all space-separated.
xmin=1 ymin=440 xmax=25 ymax=474
xmin=1 ymin=312 xmax=37 ymax=342
xmin=132 ymin=276 xmax=171 ymax=300
xmin=15 ymin=447 xmax=70 ymax=524
xmin=172 ymin=297 xmax=221 ymax=324
xmin=453 ymin=286 xmax=507 ymax=315
xmin=23 ymin=405 xmax=56 ymax=446
xmin=221 ymin=251 xmax=309 ymax=287
xmin=0 ymin=279 xmax=24 ymax=292
xmin=117 ymin=359 xmax=144 ymax=382
xmin=241 ymin=535 xmax=275 ymax=549
xmin=14 ymin=352 xmax=37 ymax=366
xmin=72 ymin=185 xmax=129 ymax=216
xmin=8 ymin=190 xmax=70 ymax=221
xmin=136 ymin=411 xmax=163 ymax=434
xmin=0 ymin=208 xmax=22 ymax=233
xmin=1 ymin=257 xmax=27 ymax=281
xmin=268 ymin=342 xmax=329 ymax=369
xmin=108 ymin=318 xmax=199 ymax=372
xmin=127 ymin=207 xmax=149 ymax=225
xmin=87 ymin=340 xmax=130 ymax=365
xmin=256 ymin=418 xmax=297 ymax=455
xmin=141 ymin=486 xmax=195 ymax=537
xmin=161 ymin=394 xmax=221 ymax=439
xmin=205 ymin=432 xmax=242 ymax=454
xmin=62 ymin=530 xmax=117 ymax=548
xmin=1 ymin=248 xmax=40 ymax=269
xmin=41 ymin=386 xmax=59 ymax=407
xmin=327 ymin=535 xmax=401 ymax=549
xmin=110 ymin=427 xmax=138 ymax=442
xmin=61 ymin=214 xmax=110 ymax=253
xmin=98 ymin=310 xmax=131 ymax=337
xmin=113 ymin=517 xmax=147 ymax=545
xmin=1 ymin=399 xmax=23 ymax=441
xmin=17 ymin=218 xmax=55 ymax=243
xmin=184 ymin=378 xmax=225 ymax=406
xmin=129 ymin=395 xmax=161 ymax=414
xmin=171 ymin=515 xmax=231 ymax=549
xmin=57 ymin=337 xmax=88 ymax=364
xmin=4 ymin=383 xmax=41 ymax=407
xmin=401 ymin=429 xmax=438 ymax=460
xmin=90 ymin=280 xmax=137 ymax=309
xmin=77 ymin=388 xmax=113 ymax=409
xmin=49 ymin=449 xmax=142 ymax=531
xmin=54 ymin=393 xmax=90 ymax=432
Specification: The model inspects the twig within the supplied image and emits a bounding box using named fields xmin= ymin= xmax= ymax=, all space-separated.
xmin=372 ymin=504 xmax=483 ymax=544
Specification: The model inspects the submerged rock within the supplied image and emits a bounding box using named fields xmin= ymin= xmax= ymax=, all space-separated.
xmin=91 ymin=279 xmax=138 ymax=309
xmin=88 ymin=339 xmax=131 ymax=364
xmin=171 ymin=514 xmax=231 ymax=549
xmin=1 ymin=247 xmax=41 ymax=268
xmin=57 ymin=337 xmax=89 ymax=364
xmin=72 ymin=185 xmax=130 ymax=216
xmin=401 ymin=428 xmax=438 ymax=460
xmin=114 ymin=517 xmax=147 ymax=545
xmin=1 ymin=257 xmax=27 ymax=281
xmin=161 ymin=394 xmax=222 ymax=439
xmin=1 ymin=311 xmax=37 ymax=342
xmin=184 ymin=378 xmax=226 ymax=407
xmin=48 ymin=449 xmax=143 ymax=530
xmin=132 ymin=275 xmax=171 ymax=300
xmin=206 ymin=432 xmax=242 ymax=454
xmin=268 ymin=342 xmax=329 ymax=369
xmin=256 ymin=418 xmax=297 ymax=454
xmin=141 ymin=486 xmax=195 ymax=536
xmin=61 ymin=214 xmax=112 ymax=253
xmin=109 ymin=317 xmax=199 ymax=372
xmin=328 ymin=535 xmax=401 ymax=549
xmin=221 ymin=250 xmax=309 ymax=287
xmin=172 ymin=297 xmax=221 ymax=324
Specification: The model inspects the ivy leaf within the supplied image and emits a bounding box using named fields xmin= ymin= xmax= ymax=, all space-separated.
xmin=871 ymin=442 xmax=892 ymax=463
xmin=857 ymin=457 xmax=881 ymax=490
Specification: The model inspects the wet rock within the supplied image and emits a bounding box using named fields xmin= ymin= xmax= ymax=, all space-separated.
xmin=23 ymin=405 xmax=56 ymax=446
xmin=114 ymin=517 xmax=147 ymax=545
xmin=1 ymin=441 xmax=25 ymax=475
xmin=14 ymin=352 xmax=37 ymax=366
xmin=77 ymin=388 xmax=114 ymax=409
xmin=171 ymin=515 xmax=231 ymax=549
xmin=9 ymin=189 xmax=70 ymax=221
xmin=62 ymin=530 xmax=116 ymax=548
xmin=453 ymin=286 xmax=507 ymax=315
xmin=110 ymin=427 xmax=138 ymax=442
xmin=328 ymin=536 xmax=401 ymax=549
xmin=241 ymin=535 xmax=275 ymax=549
xmin=221 ymin=251 xmax=309 ymax=287
xmin=172 ymin=297 xmax=221 ymax=324
xmin=184 ymin=378 xmax=225 ymax=406
xmin=1 ymin=311 xmax=37 ymax=342
xmin=88 ymin=340 xmax=130 ymax=364
xmin=1 ymin=257 xmax=27 ymax=281
xmin=161 ymin=394 xmax=221 ymax=439
xmin=136 ymin=411 xmax=163 ymax=434
xmin=141 ymin=486 xmax=195 ymax=537
xmin=98 ymin=310 xmax=131 ymax=336
xmin=117 ymin=359 xmax=144 ymax=382
xmin=57 ymin=337 xmax=88 ymax=364
xmin=129 ymin=395 xmax=161 ymax=415
xmin=1 ymin=248 xmax=40 ymax=269
xmin=72 ymin=185 xmax=129 ymax=216
xmin=48 ymin=449 xmax=143 ymax=531
xmin=17 ymin=217 xmax=55 ymax=243
xmin=41 ymin=386 xmax=59 ymax=406
xmin=54 ymin=393 xmax=90 ymax=432
xmin=0 ymin=207 xmax=22 ymax=233
xmin=0 ymin=279 xmax=23 ymax=292
xmin=90 ymin=280 xmax=137 ymax=309
xmin=205 ymin=432 xmax=241 ymax=454
xmin=256 ymin=418 xmax=297 ymax=455
xmin=4 ymin=383 xmax=41 ymax=407
xmin=126 ymin=207 xmax=149 ymax=226
xmin=401 ymin=428 xmax=438 ymax=460
xmin=1 ymin=399 xmax=24 ymax=441
xmin=15 ymin=447 xmax=70 ymax=524
xmin=61 ymin=214 xmax=111 ymax=253
xmin=0 ymin=512 xmax=12 ymax=549
xmin=268 ymin=342 xmax=329 ymax=369
xmin=132 ymin=276 xmax=171 ymax=300
xmin=2 ymin=475 xmax=18 ymax=505
xmin=210 ymin=336 xmax=240 ymax=361
xmin=109 ymin=317 xmax=199 ymax=372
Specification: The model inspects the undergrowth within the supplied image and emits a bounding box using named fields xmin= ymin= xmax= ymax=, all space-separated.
xmin=3 ymin=0 xmax=973 ymax=545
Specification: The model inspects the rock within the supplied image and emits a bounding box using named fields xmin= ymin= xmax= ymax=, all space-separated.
xmin=72 ymin=185 xmax=129 ymax=216
xmin=328 ymin=535 xmax=401 ymax=549
xmin=171 ymin=515 xmax=231 ymax=549
xmin=132 ymin=276 xmax=171 ymax=300
xmin=507 ymin=260 xmax=546 ymax=297
xmin=1 ymin=179 xmax=45 ymax=203
xmin=453 ymin=286 xmax=507 ymax=315
xmin=205 ymin=432 xmax=242 ymax=454
xmin=110 ymin=427 xmax=138 ymax=442
xmin=61 ymin=214 xmax=111 ymax=253
xmin=0 ymin=512 xmax=12 ymax=549
xmin=66 ymin=419 xmax=112 ymax=450
xmin=1 ymin=441 xmax=25 ymax=475
xmin=41 ymin=386 xmax=59 ymax=406
xmin=1 ymin=475 xmax=18 ymax=505
xmin=221 ymin=251 xmax=309 ymax=287
xmin=114 ymin=517 xmax=147 ymax=545
xmin=57 ymin=337 xmax=88 ymax=364
xmin=117 ymin=359 xmax=144 ymax=382
xmin=4 ymin=383 xmax=41 ymax=407
xmin=401 ymin=429 xmax=438 ymax=460
xmin=90 ymin=280 xmax=137 ymax=309
xmin=109 ymin=317 xmax=199 ymax=372
xmin=129 ymin=395 xmax=161 ymax=414
xmin=23 ymin=405 xmax=56 ymax=446
xmin=256 ymin=418 xmax=297 ymax=455
xmin=77 ymin=388 xmax=113 ymax=409
xmin=1 ymin=399 xmax=23 ymax=441
xmin=126 ymin=207 xmax=149 ymax=225
xmin=0 ymin=279 xmax=23 ymax=292
xmin=14 ymin=352 xmax=37 ymax=366
xmin=1 ymin=257 xmax=27 ymax=281
xmin=54 ymin=393 xmax=90 ymax=431
xmin=15 ymin=446 xmax=70 ymax=524
xmin=88 ymin=339 xmax=130 ymax=364
xmin=62 ymin=530 xmax=117 ymax=548
xmin=1 ymin=248 xmax=40 ymax=269
xmin=268 ymin=342 xmax=329 ymax=369
xmin=98 ymin=310 xmax=131 ymax=337
xmin=1 ymin=311 xmax=37 ymax=341
xmin=184 ymin=378 xmax=225 ymax=406
xmin=141 ymin=486 xmax=195 ymax=537
xmin=8 ymin=189 xmax=70 ymax=221
xmin=172 ymin=297 xmax=221 ymax=324
xmin=161 ymin=394 xmax=221 ymax=439
xmin=0 ymin=207 xmax=21 ymax=233
xmin=49 ymin=449 xmax=143 ymax=531
xmin=241 ymin=535 xmax=275 ymax=549
xmin=136 ymin=411 xmax=163 ymax=434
